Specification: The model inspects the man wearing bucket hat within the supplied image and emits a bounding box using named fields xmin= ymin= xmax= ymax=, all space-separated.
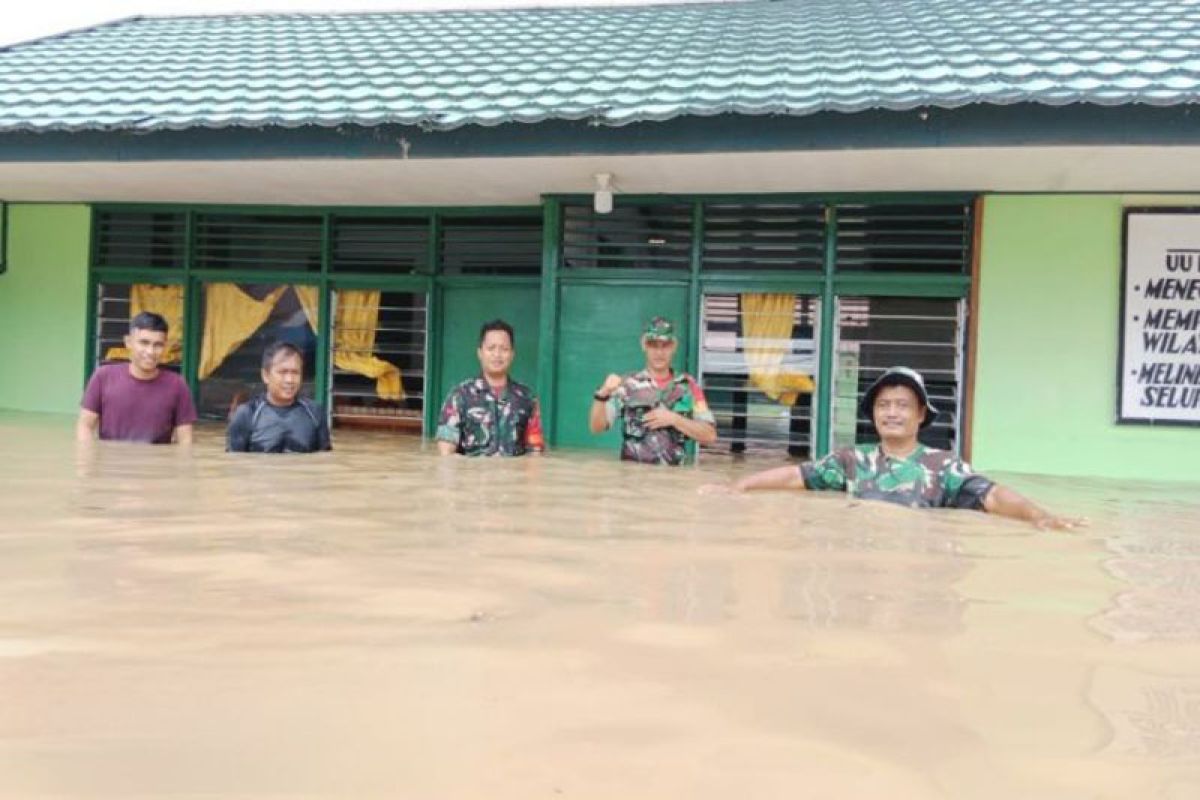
xmin=589 ymin=316 xmax=717 ymax=465
xmin=704 ymin=366 xmax=1083 ymax=530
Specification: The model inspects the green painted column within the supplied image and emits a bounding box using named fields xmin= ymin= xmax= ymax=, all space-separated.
xmin=814 ymin=205 xmax=838 ymax=457
xmin=0 ymin=204 xmax=91 ymax=414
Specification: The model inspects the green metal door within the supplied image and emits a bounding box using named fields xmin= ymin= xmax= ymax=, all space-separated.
xmin=553 ymin=282 xmax=690 ymax=450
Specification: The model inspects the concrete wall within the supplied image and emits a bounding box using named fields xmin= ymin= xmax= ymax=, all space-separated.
xmin=0 ymin=204 xmax=90 ymax=414
xmin=972 ymin=194 xmax=1200 ymax=480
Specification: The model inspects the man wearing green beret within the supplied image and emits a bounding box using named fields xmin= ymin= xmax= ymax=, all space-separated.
xmin=589 ymin=316 xmax=717 ymax=465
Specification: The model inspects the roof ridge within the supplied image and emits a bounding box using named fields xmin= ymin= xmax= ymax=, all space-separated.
xmin=114 ymin=1 xmax=751 ymax=26
xmin=0 ymin=15 xmax=146 ymax=53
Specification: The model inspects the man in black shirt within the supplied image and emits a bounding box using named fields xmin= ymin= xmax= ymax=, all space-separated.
xmin=227 ymin=341 xmax=332 ymax=454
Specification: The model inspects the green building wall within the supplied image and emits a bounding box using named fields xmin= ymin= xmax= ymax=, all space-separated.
xmin=972 ymin=194 xmax=1200 ymax=481
xmin=0 ymin=204 xmax=90 ymax=415
xmin=4 ymin=196 xmax=1198 ymax=482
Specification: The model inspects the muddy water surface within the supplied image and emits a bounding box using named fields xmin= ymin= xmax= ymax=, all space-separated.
xmin=0 ymin=411 xmax=1198 ymax=799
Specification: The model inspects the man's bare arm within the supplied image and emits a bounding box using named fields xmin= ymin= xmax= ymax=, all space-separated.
xmin=173 ymin=424 xmax=194 ymax=446
xmin=701 ymin=464 xmax=806 ymax=494
xmin=983 ymin=484 xmax=1086 ymax=530
xmin=76 ymin=410 xmax=99 ymax=442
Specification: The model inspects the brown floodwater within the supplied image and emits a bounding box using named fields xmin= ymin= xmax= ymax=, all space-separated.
xmin=0 ymin=410 xmax=1198 ymax=799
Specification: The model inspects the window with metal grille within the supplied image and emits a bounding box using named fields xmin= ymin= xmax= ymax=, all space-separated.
xmin=94 ymin=211 xmax=186 ymax=269
xmin=330 ymin=216 xmax=429 ymax=274
xmin=195 ymin=213 xmax=322 ymax=272
xmin=831 ymin=297 xmax=965 ymax=453
xmin=331 ymin=290 xmax=426 ymax=435
xmin=835 ymin=203 xmax=972 ymax=274
xmin=440 ymin=216 xmax=542 ymax=275
xmin=561 ymin=203 xmax=692 ymax=269
xmin=700 ymin=293 xmax=821 ymax=458
xmin=702 ymin=203 xmax=825 ymax=271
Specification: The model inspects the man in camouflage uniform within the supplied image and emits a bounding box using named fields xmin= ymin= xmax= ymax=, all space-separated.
xmin=437 ymin=319 xmax=544 ymax=457
xmin=589 ymin=316 xmax=717 ymax=465
xmin=706 ymin=366 xmax=1083 ymax=529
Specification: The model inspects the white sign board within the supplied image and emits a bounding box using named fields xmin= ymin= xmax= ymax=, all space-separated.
xmin=1120 ymin=209 xmax=1200 ymax=425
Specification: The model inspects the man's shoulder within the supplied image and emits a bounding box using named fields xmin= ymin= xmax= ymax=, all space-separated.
xmin=508 ymin=379 xmax=538 ymax=401
xmin=450 ymin=376 xmax=488 ymax=396
xmin=89 ymin=363 xmax=127 ymax=384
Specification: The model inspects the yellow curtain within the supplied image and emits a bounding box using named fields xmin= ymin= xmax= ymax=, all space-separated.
xmin=294 ymin=286 xmax=404 ymax=402
xmin=741 ymin=293 xmax=815 ymax=406
xmin=104 ymin=284 xmax=185 ymax=364
xmin=198 ymin=284 xmax=289 ymax=379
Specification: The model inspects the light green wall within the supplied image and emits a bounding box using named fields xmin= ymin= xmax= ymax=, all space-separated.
xmin=973 ymin=194 xmax=1200 ymax=480
xmin=0 ymin=204 xmax=90 ymax=414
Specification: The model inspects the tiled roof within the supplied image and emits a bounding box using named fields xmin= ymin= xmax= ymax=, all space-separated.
xmin=1 ymin=0 xmax=1199 ymax=133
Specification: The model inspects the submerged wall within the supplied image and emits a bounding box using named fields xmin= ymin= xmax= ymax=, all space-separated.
xmin=0 ymin=204 xmax=89 ymax=415
xmin=972 ymin=194 xmax=1200 ymax=480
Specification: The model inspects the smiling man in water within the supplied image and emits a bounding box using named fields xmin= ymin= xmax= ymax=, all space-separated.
xmin=436 ymin=319 xmax=544 ymax=457
xmin=706 ymin=366 xmax=1082 ymax=530
xmin=590 ymin=316 xmax=717 ymax=465
xmin=76 ymin=311 xmax=197 ymax=445
xmin=226 ymin=341 xmax=331 ymax=454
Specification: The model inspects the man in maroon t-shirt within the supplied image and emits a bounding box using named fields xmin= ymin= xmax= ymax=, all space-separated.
xmin=77 ymin=311 xmax=198 ymax=445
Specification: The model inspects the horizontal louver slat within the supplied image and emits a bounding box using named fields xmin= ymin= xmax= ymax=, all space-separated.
xmin=562 ymin=203 xmax=692 ymax=270
xmin=95 ymin=211 xmax=186 ymax=269
xmin=702 ymin=203 xmax=825 ymax=272
xmin=835 ymin=203 xmax=971 ymax=274
xmin=332 ymin=216 xmax=428 ymax=274
xmin=440 ymin=216 xmax=541 ymax=275
xmin=195 ymin=214 xmax=322 ymax=272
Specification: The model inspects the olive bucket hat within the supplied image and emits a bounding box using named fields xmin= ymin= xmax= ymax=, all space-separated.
xmin=859 ymin=366 xmax=939 ymax=429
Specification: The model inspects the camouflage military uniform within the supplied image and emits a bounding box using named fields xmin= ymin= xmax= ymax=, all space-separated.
xmin=436 ymin=377 xmax=544 ymax=457
xmin=799 ymin=444 xmax=994 ymax=509
xmin=605 ymin=370 xmax=716 ymax=466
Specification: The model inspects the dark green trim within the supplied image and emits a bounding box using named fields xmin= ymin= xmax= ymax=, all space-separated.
xmin=549 ymin=192 xmax=978 ymax=206
xmin=700 ymin=273 xmax=826 ymax=294
xmin=436 ymin=274 xmax=541 ymax=289
xmin=0 ymin=201 xmax=7 ymax=274
xmin=331 ymin=274 xmax=433 ymax=291
xmin=686 ymin=202 xmax=703 ymax=375
xmin=93 ymin=201 xmax=542 ymax=216
xmin=183 ymin=277 xmax=203 ymax=399
xmin=537 ymin=198 xmax=561 ymax=443
xmin=315 ymin=282 xmax=333 ymax=418
xmin=314 ymin=215 xmax=333 ymax=408
xmin=559 ymin=268 xmax=691 ymax=285
xmin=815 ymin=207 xmax=838 ymax=458
xmin=831 ymin=273 xmax=971 ymax=298
xmin=424 ymin=283 xmax=443 ymax=436
xmin=10 ymin=104 xmax=1200 ymax=163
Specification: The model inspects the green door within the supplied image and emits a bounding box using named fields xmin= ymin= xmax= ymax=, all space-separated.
xmin=554 ymin=282 xmax=690 ymax=450
xmin=436 ymin=284 xmax=542 ymax=412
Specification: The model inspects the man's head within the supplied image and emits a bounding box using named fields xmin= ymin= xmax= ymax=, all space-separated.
xmin=477 ymin=319 xmax=515 ymax=381
xmin=124 ymin=311 xmax=169 ymax=377
xmin=641 ymin=316 xmax=678 ymax=374
xmin=859 ymin=366 xmax=939 ymax=443
xmin=261 ymin=341 xmax=304 ymax=406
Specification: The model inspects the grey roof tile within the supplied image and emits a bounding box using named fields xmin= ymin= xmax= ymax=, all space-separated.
xmin=1 ymin=0 xmax=1199 ymax=133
